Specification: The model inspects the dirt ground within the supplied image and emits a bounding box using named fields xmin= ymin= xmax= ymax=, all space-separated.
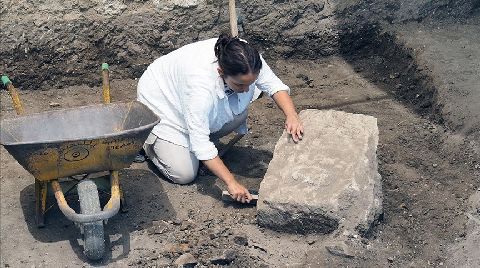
xmin=1 ymin=50 xmax=479 ymax=266
xmin=388 ymin=16 xmax=480 ymax=142
xmin=1 ymin=1 xmax=480 ymax=266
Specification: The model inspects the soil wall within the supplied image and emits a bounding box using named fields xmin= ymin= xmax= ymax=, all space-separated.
xmin=1 ymin=0 xmax=477 ymax=90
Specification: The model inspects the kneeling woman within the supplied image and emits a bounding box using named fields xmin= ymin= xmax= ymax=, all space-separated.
xmin=137 ymin=34 xmax=303 ymax=203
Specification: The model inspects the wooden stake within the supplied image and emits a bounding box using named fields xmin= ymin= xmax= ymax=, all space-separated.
xmin=229 ymin=0 xmax=239 ymax=37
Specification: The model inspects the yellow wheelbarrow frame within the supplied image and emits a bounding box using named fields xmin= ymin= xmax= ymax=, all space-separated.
xmin=0 ymin=64 xmax=160 ymax=260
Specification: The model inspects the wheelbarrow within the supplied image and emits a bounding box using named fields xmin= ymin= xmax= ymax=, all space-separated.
xmin=0 ymin=64 xmax=160 ymax=260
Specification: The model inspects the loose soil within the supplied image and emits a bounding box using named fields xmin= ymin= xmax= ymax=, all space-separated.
xmin=1 ymin=52 xmax=479 ymax=267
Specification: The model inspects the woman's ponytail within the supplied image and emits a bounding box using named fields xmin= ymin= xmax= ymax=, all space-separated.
xmin=214 ymin=33 xmax=262 ymax=77
xmin=214 ymin=33 xmax=234 ymax=59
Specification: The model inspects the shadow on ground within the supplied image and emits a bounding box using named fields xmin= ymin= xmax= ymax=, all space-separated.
xmin=194 ymin=145 xmax=273 ymax=204
xmin=19 ymin=168 xmax=175 ymax=264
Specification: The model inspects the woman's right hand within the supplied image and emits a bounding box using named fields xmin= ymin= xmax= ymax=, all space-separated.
xmin=202 ymin=156 xmax=252 ymax=203
xmin=227 ymin=179 xmax=253 ymax=203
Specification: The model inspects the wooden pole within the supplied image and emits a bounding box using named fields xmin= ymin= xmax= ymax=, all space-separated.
xmin=229 ymin=0 xmax=239 ymax=37
xmin=219 ymin=0 xmax=245 ymax=159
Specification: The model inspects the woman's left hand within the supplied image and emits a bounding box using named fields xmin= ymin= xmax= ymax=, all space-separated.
xmin=285 ymin=113 xmax=304 ymax=142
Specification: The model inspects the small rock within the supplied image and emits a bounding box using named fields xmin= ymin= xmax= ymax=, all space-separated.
xmin=325 ymin=242 xmax=355 ymax=258
xmin=147 ymin=221 xmax=169 ymax=235
xmin=174 ymin=253 xmax=197 ymax=267
xmin=49 ymin=102 xmax=61 ymax=107
xmin=233 ymin=234 xmax=248 ymax=246
xmin=210 ymin=250 xmax=236 ymax=265
xmin=222 ymin=228 xmax=233 ymax=237
xmin=296 ymin=73 xmax=309 ymax=81
xmin=389 ymin=73 xmax=399 ymax=79
xmin=166 ymin=243 xmax=190 ymax=253
xmin=387 ymin=257 xmax=394 ymax=263
xmin=433 ymin=163 xmax=438 ymax=168
xmin=180 ymin=221 xmax=193 ymax=231
xmin=208 ymin=232 xmax=218 ymax=240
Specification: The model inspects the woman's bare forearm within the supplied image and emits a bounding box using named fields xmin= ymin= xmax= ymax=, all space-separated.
xmin=203 ymin=156 xmax=252 ymax=202
xmin=202 ymin=156 xmax=235 ymax=184
xmin=272 ymin=90 xmax=298 ymax=118
xmin=272 ymin=90 xmax=304 ymax=142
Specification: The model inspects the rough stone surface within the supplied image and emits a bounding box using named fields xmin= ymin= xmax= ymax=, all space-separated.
xmin=257 ymin=109 xmax=382 ymax=234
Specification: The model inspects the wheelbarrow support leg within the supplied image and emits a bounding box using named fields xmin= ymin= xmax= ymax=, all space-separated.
xmin=106 ymin=170 xmax=127 ymax=212
xmin=35 ymin=179 xmax=47 ymax=228
xmin=105 ymin=171 xmax=121 ymax=210
xmin=119 ymin=185 xmax=128 ymax=213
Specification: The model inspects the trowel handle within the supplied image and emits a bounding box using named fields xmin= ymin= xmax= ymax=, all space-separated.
xmin=2 ymin=75 xmax=25 ymax=115
xmin=101 ymin=63 xmax=111 ymax=104
xmin=221 ymin=190 xmax=259 ymax=204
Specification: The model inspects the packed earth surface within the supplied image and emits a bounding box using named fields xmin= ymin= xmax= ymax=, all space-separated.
xmin=1 ymin=0 xmax=480 ymax=267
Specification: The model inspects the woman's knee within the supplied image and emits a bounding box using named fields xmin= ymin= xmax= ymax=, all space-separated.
xmin=150 ymin=158 xmax=198 ymax=185
xmin=168 ymin=168 xmax=198 ymax=185
xmin=148 ymin=138 xmax=199 ymax=185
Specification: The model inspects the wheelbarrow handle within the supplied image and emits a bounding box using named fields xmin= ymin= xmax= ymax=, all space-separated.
xmin=2 ymin=75 xmax=12 ymax=86
xmin=2 ymin=75 xmax=25 ymax=115
xmin=102 ymin=63 xmax=111 ymax=104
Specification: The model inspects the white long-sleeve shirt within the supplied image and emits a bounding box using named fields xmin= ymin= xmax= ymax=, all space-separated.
xmin=137 ymin=38 xmax=289 ymax=160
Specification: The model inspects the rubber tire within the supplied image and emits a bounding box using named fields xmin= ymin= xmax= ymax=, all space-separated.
xmin=77 ymin=179 xmax=105 ymax=261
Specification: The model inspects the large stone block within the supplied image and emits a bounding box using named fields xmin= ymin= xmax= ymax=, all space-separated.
xmin=257 ymin=109 xmax=382 ymax=234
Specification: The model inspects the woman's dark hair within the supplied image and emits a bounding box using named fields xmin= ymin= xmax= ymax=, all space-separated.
xmin=214 ymin=33 xmax=262 ymax=77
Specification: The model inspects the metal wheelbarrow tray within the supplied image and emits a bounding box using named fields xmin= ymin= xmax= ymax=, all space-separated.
xmin=1 ymin=101 xmax=158 ymax=180
xmin=0 ymin=101 xmax=159 ymax=260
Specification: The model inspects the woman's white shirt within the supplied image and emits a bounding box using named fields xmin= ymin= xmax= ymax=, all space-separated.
xmin=137 ymin=38 xmax=289 ymax=160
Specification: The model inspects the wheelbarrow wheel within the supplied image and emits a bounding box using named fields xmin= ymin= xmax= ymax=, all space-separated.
xmin=78 ymin=179 xmax=105 ymax=261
